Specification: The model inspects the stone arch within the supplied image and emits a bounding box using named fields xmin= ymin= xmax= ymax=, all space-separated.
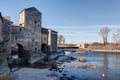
xmin=11 ymin=43 xmax=23 ymax=55
xmin=11 ymin=43 xmax=30 ymax=63
xmin=11 ymin=43 xmax=19 ymax=55
xmin=16 ymin=43 xmax=24 ymax=58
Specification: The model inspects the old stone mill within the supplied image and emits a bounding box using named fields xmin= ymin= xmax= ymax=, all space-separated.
xmin=0 ymin=7 xmax=58 ymax=64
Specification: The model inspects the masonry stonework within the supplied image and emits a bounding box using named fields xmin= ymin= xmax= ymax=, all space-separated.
xmin=0 ymin=7 xmax=58 ymax=61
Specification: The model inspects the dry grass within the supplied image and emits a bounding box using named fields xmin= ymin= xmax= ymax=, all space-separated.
xmin=71 ymin=65 xmax=95 ymax=69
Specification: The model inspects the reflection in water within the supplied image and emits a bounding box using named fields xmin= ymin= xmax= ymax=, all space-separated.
xmin=60 ymin=52 xmax=120 ymax=80
xmin=102 ymin=53 xmax=108 ymax=79
xmin=103 ymin=53 xmax=108 ymax=69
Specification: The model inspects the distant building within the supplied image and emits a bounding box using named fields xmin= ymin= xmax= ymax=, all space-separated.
xmin=77 ymin=43 xmax=89 ymax=49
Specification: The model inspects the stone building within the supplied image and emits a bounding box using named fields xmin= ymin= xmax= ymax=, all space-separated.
xmin=0 ymin=12 xmax=13 ymax=56
xmin=77 ymin=43 xmax=89 ymax=49
xmin=0 ymin=7 xmax=58 ymax=63
xmin=17 ymin=7 xmax=42 ymax=52
xmin=41 ymin=28 xmax=58 ymax=53
xmin=41 ymin=28 xmax=49 ymax=53
xmin=48 ymin=29 xmax=58 ymax=52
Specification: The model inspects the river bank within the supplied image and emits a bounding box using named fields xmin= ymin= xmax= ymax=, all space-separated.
xmin=86 ymin=43 xmax=120 ymax=53
xmin=88 ymin=49 xmax=120 ymax=53
xmin=9 ymin=51 xmax=120 ymax=80
xmin=76 ymin=48 xmax=120 ymax=53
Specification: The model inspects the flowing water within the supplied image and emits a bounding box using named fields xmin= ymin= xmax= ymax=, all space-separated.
xmin=59 ymin=52 xmax=120 ymax=80
xmin=20 ymin=52 xmax=120 ymax=80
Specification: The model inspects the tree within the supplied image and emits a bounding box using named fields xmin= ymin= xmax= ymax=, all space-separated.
xmin=58 ymin=35 xmax=65 ymax=44
xmin=99 ymin=27 xmax=110 ymax=44
xmin=113 ymin=28 xmax=120 ymax=43
xmin=63 ymin=37 xmax=65 ymax=44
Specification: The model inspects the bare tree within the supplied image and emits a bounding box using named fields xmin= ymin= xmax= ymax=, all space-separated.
xmin=58 ymin=35 xmax=65 ymax=44
xmin=99 ymin=27 xmax=110 ymax=44
xmin=113 ymin=28 xmax=120 ymax=43
xmin=63 ymin=37 xmax=65 ymax=44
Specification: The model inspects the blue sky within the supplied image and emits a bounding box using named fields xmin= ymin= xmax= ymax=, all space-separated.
xmin=0 ymin=0 xmax=120 ymax=43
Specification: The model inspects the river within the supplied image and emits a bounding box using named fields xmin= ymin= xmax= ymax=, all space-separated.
xmin=59 ymin=52 xmax=120 ymax=80
xmin=19 ymin=51 xmax=120 ymax=80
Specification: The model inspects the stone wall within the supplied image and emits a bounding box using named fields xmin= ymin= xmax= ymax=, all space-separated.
xmin=48 ymin=30 xmax=58 ymax=52
xmin=1 ymin=7 xmax=58 ymax=61
xmin=0 ymin=14 xmax=13 ymax=61
xmin=0 ymin=13 xmax=11 ymax=80
xmin=11 ymin=7 xmax=42 ymax=52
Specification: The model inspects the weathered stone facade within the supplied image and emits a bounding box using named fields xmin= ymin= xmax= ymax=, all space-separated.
xmin=0 ymin=13 xmax=12 ymax=80
xmin=48 ymin=30 xmax=58 ymax=52
xmin=41 ymin=28 xmax=58 ymax=52
xmin=41 ymin=28 xmax=49 ymax=53
xmin=0 ymin=7 xmax=58 ymax=63
xmin=16 ymin=7 xmax=42 ymax=52
xmin=0 ymin=12 xmax=13 ymax=59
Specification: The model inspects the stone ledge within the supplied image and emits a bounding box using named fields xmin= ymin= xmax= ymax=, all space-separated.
xmin=0 ymin=72 xmax=10 ymax=80
xmin=0 ymin=63 xmax=10 ymax=80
